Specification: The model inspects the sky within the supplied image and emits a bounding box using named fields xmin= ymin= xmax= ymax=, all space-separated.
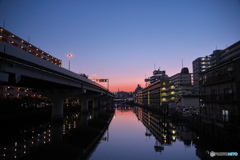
xmin=0 ymin=0 xmax=240 ymax=92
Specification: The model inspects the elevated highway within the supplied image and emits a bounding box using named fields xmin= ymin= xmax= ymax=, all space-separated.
xmin=0 ymin=39 xmax=113 ymax=120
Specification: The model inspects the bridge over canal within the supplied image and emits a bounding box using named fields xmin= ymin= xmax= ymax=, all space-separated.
xmin=0 ymin=27 xmax=114 ymax=120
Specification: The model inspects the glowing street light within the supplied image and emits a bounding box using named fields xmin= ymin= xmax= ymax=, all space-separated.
xmin=67 ymin=54 xmax=73 ymax=70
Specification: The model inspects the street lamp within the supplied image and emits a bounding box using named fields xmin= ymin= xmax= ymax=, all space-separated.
xmin=92 ymin=74 xmax=96 ymax=79
xmin=67 ymin=54 xmax=73 ymax=70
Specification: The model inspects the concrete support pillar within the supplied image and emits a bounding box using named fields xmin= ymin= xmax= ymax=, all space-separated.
xmin=80 ymin=93 xmax=102 ymax=113
xmin=52 ymin=97 xmax=64 ymax=120
xmin=35 ymin=88 xmax=86 ymax=121
xmin=92 ymin=109 xmax=99 ymax=119
xmin=80 ymin=114 xmax=88 ymax=126
xmin=81 ymin=98 xmax=88 ymax=113
xmin=100 ymin=99 xmax=106 ymax=107
xmin=92 ymin=99 xmax=99 ymax=109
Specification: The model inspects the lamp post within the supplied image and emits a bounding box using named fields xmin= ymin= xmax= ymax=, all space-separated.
xmin=92 ymin=74 xmax=96 ymax=80
xmin=67 ymin=54 xmax=73 ymax=70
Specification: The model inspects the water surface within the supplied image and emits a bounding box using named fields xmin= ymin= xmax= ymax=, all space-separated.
xmin=89 ymin=107 xmax=200 ymax=160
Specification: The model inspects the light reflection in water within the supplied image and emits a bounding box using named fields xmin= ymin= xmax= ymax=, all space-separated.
xmin=0 ymin=113 xmax=83 ymax=160
xmin=89 ymin=107 xmax=200 ymax=160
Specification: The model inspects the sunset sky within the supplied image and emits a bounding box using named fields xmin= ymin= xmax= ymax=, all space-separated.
xmin=0 ymin=0 xmax=239 ymax=92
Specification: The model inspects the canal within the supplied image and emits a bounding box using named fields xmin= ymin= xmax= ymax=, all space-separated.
xmin=1 ymin=105 xmax=239 ymax=160
xmin=89 ymin=106 xmax=199 ymax=160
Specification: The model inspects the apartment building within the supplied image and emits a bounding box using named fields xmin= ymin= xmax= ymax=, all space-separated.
xmin=192 ymin=56 xmax=211 ymax=92
xmin=0 ymin=86 xmax=41 ymax=98
xmin=199 ymin=40 xmax=240 ymax=130
xmin=0 ymin=27 xmax=62 ymax=66
xmin=141 ymin=78 xmax=176 ymax=113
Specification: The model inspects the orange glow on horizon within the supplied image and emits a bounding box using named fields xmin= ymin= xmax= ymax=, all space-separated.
xmin=110 ymin=82 xmax=145 ymax=92
xmin=92 ymin=68 xmax=183 ymax=92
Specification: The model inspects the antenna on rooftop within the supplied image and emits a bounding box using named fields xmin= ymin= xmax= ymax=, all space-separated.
xmin=3 ymin=20 xmax=5 ymax=28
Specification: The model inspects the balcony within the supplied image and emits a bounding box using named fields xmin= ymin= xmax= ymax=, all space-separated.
xmin=200 ymin=72 xmax=234 ymax=86
xmin=201 ymin=93 xmax=236 ymax=103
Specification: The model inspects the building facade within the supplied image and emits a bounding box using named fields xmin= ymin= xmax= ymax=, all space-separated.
xmin=169 ymin=67 xmax=199 ymax=112
xmin=0 ymin=27 xmax=62 ymax=66
xmin=199 ymin=53 xmax=240 ymax=130
xmin=144 ymin=69 xmax=168 ymax=86
xmin=133 ymin=84 xmax=143 ymax=104
xmin=192 ymin=56 xmax=211 ymax=92
xmin=170 ymin=67 xmax=193 ymax=95
xmin=0 ymin=86 xmax=42 ymax=98
xmin=141 ymin=79 xmax=176 ymax=113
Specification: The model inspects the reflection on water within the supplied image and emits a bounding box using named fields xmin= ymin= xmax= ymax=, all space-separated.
xmin=0 ymin=123 xmax=51 ymax=159
xmin=89 ymin=106 xmax=200 ymax=160
xmin=1 ymin=105 xmax=238 ymax=160
xmin=0 ymin=109 xmax=114 ymax=160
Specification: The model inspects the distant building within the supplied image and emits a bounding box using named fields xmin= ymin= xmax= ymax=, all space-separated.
xmin=114 ymin=91 xmax=133 ymax=100
xmin=192 ymin=56 xmax=211 ymax=92
xmin=170 ymin=67 xmax=198 ymax=112
xmin=142 ymin=78 xmax=176 ymax=114
xmin=138 ymin=69 xmax=176 ymax=114
xmin=209 ymin=41 xmax=240 ymax=66
xmin=170 ymin=67 xmax=193 ymax=95
xmin=145 ymin=69 xmax=168 ymax=86
xmin=133 ymin=84 xmax=143 ymax=104
xmin=210 ymin=50 xmax=222 ymax=66
xmin=0 ymin=27 xmax=62 ymax=66
xmin=0 ymin=86 xmax=42 ymax=98
xmin=134 ymin=84 xmax=143 ymax=93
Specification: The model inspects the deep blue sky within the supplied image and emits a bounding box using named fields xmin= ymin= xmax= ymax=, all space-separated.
xmin=1 ymin=0 xmax=240 ymax=91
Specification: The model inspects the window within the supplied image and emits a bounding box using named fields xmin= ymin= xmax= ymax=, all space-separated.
xmin=222 ymin=110 xmax=229 ymax=121
xmin=224 ymin=88 xmax=232 ymax=94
